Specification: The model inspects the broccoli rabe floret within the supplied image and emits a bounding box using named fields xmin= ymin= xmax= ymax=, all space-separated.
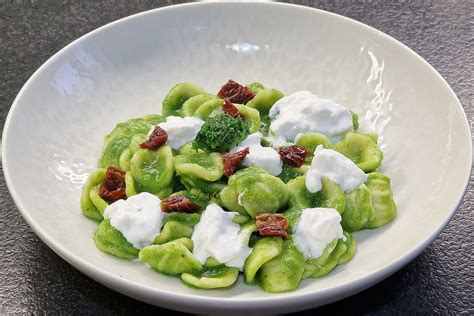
xmin=193 ymin=113 xmax=250 ymax=152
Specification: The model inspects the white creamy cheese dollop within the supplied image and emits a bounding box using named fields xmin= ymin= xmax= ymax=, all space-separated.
xmin=155 ymin=116 xmax=204 ymax=150
xmin=269 ymin=91 xmax=353 ymax=144
xmin=191 ymin=203 xmax=252 ymax=269
xmin=231 ymin=132 xmax=282 ymax=176
xmin=305 ymin=145 xmax=368 ymax=193
xmin=103 ymin=192 xmax=165 ymax=249
xmin=293 ymin=207 xmax=344 ymax=259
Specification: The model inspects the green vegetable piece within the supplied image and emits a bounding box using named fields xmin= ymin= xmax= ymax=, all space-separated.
xmin=94 ymin=220 xmax=139 ymax=259
xmin=130 ymin=145 xmax=174 ymax=194
xmin=296 ymin=133 xmax=333 ymax=163
xmin=351 ymin=111 xmax=359 ymax=130
xmin=246 ymin=88 xmax=284 ymax=115
xmin=307 ymin=239 xmax=347 ymax=278
xmin=181 ymin=265 xmax=239 ymax=289
xmin=220 ymin=167 xmax=289 ymax=218
xmin=180 ymin=175 xmax=226 ymax=195
xmin=174 ymin=152 xmax=224 ymax=182
xmin=365 ymin=172 xmax=397 ymax=228
xmin=287 ymin=176 xmax=345 ymax=214
xmin=341 ymin=184 xmax=375 ymax=232
xmin=334 ymin=132 xmax=383 ymax=173
xmin=258 ymin=238 xmax=306 ymax=293
xmin=234 ymin=104 xmax=261 ymax=133
xmin=162 ymin=83 xmax=206 ymax=117
xmin=128 ymin=134 xmax=147 ymax=155
xmin=192 ymin=99 xmax=225 ymax=119
xmin=244 ymin=237 xmax=283 ymax=284
xmin=193 ymin=113 xmax=250 ymax=152
xmin=98 ymin=115 xmax=163 ymax=168
xmin=181 ymin=93 xmax=218 ymax=117
xmin=246 ymin=82 xmax=265 ymax=94
xmin=139 ymin=241 xmax=202 ymax=275
xmin=154 ymin=221 xmax=194 ymax=245
xmin=89 ymin=186 xmax=108 ymax=215
xmin=81 ymin=169 xmax=106 ymax=221
xmin=339 ymin=231 xmax=357 ymax=264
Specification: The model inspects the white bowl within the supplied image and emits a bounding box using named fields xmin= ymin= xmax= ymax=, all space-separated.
xmin=2 ymin=2 xmax=471 ymax=314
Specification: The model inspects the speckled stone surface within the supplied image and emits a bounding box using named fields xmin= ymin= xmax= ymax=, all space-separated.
xmin=0 ymin=0 xmax=472 ymax=314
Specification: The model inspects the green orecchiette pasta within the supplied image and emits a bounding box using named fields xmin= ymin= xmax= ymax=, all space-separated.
xmin=244 ymin=237 xmax=283 ymax=284
xmin=234 ymin=104 xmax=261 ymax=133
xmin=287 ymin=176 xmax=346 ymax=214
xmin=334 ymin=132 xmax=383 ymax=173
xmin=338 ymin=231 xmax=357 ymax=264
xmin=154 ymin=221 xmax=194 ymax=245
xmin=139 ymin=240 xmax=202 ymax=275
xmin=181 ymin=265 xmax=239 ymax=289
xmin=94 ymin=220 xmax=139 ymax=259
xmin=130 ymin=145 xmax=174 ymax=194
xmin=162 ymin=83 xmax=206 ymax=117
xmin=364 ymin=172 xmax=397 ymax=228
xmin=163 ymin=212 xmax=201 ymax=227
xmin=283 ymin=207 xmax=302 ymax=233
xmin=181 ymin=93 xmax=219 ymax=117
xmin=174 ymin=152 xmax=224 ymax=182
xmin=89 ymin=186 xmax=108 ymax=215
xmin=305 ymin=238 xmax=347 ymax=278
xmin=302 ymin=239 xmax=338 ymax=279
xmin=258 ymin=238 xmax=306 ymax=293
xmin=179 ymin=175 xmax=226 ymax=195
xmin=296 ymin=133 xmax=333 ymax=163
xmin=246 ymin=82 xmax=265 ymax=94
xmin=220 ymin=167 xmax=289 ymax=218
xmin=192 ymin=99 xmax=225 ymax=119
xmin=246 ymin=88 xmax=285 ymax=115
xmin=277 ymin=164 xmax=307 ymax=184
xmin=341 ymin=184 xmax=375 ymax=232
xmin=99 ymin=115 xmax=163 ymax=168
xmin=81 ymin=168 xmax=106 ymax=221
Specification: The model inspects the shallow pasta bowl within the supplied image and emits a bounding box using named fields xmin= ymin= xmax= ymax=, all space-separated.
xmin=2 ymin=2 xmax=471 ymax=314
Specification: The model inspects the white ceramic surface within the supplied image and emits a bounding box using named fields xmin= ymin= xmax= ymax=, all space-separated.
xmin=2 ymin=2 xmax=471 ymax=314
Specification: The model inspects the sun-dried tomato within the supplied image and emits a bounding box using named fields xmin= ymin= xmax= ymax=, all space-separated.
xmin=160 ymin=194 xmax=199 ymax=213
xmin=222 ymin=99 xmax=245 ymax=120
xmin=140 ymin=126 xmax=168 ymax=150
xmin=256 ymin=213 xmax=289 ymax=238
xmin=278 ymin=145 xmax=308 ymax=168
xmin=217 ymin=80 xmax=256 ymax=104
xmin=222 ymin=147 xmax=250 ymax=177
xmin=99 ymin=166 xmax=127 ymax=203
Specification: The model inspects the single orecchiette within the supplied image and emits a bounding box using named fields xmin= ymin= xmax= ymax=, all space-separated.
xmin=181 ymin=93 xmax=219 ymax=117
xmin=99 ymin=115 xmax=163 ymax=168
xmin=139 ymin=239 xmax=203 ymax=275
xmin=162 ymin=83 xmax=206 ymax=117
xmin=246 ymin=88 xmax=285 ymax=115
xmin=94 ymin=219 xmax=139 ymax=259
xmin=244 ymin=237 xmax=283 ymax=284
xmin=220 ymin=167 xmax=289 ymax=218
xmin=334 ymin=132 xmax=383 ymax=173
xmin=287 ymin=176 xmax=346 ymax=214
xmin=81 ymin=168 xmax=107 ymax=221
xmin=174 ymin=152 xmax=224 ymax=182
xmin=295 ymin=133 xmax=332 ymax=163
xmin=181 ymin=265 xmax=239 ymax=289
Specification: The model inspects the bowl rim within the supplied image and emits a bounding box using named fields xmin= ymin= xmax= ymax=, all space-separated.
xmin=2 ymin=1 xmax=472 ymax=310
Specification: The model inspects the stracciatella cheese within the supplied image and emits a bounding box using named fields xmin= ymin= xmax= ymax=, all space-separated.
xmin=269 ymin=91 xmax=353 ymax=144
xmin=305 ymin=145 xmax=368 ymax=193
xmin=231 ymin=132 xmax=282 ymax=176
xmin=293 ymin=207 xmax=344 ymax=259
xmin=103 ymin=192 xmax=164 ymax=249
xmin=191 ymin=203 xmax=253 ymax=269
xmin=156 ymin=116 xmax=204 ymax=150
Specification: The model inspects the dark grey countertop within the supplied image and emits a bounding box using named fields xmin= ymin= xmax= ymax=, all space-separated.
xmin=0 ymin=0 xmax=472 ymax=314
